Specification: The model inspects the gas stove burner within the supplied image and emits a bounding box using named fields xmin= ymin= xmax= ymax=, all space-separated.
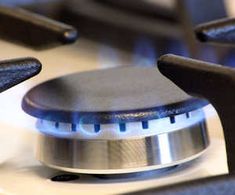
xmin=22 ymin=66 xmax=209 ymax=174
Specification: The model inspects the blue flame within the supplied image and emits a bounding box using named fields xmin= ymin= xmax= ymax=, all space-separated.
xmin=0 ymin=0 xmax=57 ymax=6
xmin=132 ymin=37 xmax=158 ymax=67
xmin=222 ymin=52 xmax=235 ymax=67
xmin=200 ymin=47 xmax=218 ymax=63
xmin=167 ymin=40 xmax=189 ymax=57
xmin=36 ymin=108 xmax=211 ymax=141
xmin=98 ymin=44 xmax=121 ymax=68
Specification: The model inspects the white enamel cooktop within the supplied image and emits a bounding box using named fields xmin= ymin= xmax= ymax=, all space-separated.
xmin=0 ymin=38 xmax=228 ymax=194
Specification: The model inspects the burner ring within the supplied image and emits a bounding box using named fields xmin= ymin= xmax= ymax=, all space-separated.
xmin=36 ymin=119 xmax=209 ymax=174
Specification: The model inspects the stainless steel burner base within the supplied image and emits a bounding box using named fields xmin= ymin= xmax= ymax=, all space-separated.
xmin=36 ymin=120 xmax=209 ymax=174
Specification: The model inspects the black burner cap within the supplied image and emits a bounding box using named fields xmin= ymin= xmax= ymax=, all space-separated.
xmin=22 ymin=66 xmax=208 ymax=124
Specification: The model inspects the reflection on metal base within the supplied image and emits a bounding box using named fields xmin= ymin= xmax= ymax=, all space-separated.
xmin=36 ymin=120 xmax=209 ymax=174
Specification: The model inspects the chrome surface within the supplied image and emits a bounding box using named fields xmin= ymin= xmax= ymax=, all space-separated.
xmin=36 ymin=117 xmax=209 ymax=174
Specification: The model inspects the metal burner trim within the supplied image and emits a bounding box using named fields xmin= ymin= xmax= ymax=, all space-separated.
xmin=36 ymin=120 xmax=209 ymax=174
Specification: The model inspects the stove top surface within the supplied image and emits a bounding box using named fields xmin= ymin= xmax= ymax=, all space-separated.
xmin=0 ymin=38 xmax=227 ymax=194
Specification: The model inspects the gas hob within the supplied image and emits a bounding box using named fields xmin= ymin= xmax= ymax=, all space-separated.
xmin=0 ymin=38 xmax=227 ymax=194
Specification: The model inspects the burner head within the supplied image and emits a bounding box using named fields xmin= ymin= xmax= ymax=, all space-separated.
xmin=22 ymin=66 xmax=209 ymax=174
xmin=22 ymin=66 xmax=207 ymax=123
